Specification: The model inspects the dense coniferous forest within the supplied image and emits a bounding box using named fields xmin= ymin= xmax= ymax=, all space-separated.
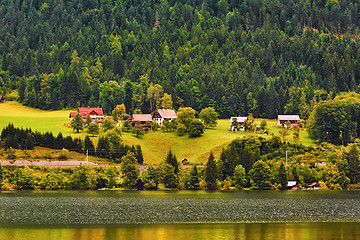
xmin=1 ymin=0 xmax=360 ymax=118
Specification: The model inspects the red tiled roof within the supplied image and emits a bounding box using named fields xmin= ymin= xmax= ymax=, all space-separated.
xmin=132 ymin=114 xmax=153 ymax=122
xmin=78 ymin=107 xmax=104 ymax=117
xmin=156 ymin=109 xmax=177 ymax=119
xmin=69 ymin=112 xmax=77 ymax=118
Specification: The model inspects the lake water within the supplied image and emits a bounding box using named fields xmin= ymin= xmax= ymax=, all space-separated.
xmin=0 ymin=191 xmax=359 ymax=240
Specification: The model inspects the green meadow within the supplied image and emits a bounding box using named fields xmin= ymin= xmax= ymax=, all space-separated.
xmin=0 ymin=101 xmax=74 ymax=135
xmin=0 ymin=101 xmax=315 ymax=164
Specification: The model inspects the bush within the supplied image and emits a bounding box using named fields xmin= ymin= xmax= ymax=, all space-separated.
xmin=188 ymin=119 xmax=205 ymax=137
xmin=176 ymin=123 xmax=187 ymax=136
xmin=58 ymin=148 xmax=69 ymax=160
xmin=7 ymin=147 xmax=16 ymax=159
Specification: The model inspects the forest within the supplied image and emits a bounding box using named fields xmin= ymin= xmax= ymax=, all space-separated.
xmin=1 ymin=0 xmax=360 ymax=119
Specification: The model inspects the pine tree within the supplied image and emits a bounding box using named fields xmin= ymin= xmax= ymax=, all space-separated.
xmin=165 ymin=149 xmax=179 ymax=174
xmin=71 ymin=113 xmax=83 ymax=133
xmin=84 ymin=135 xmax=95 ymax=155
xmin=188 ymin=165 xmax=200 ymax=190
xmin=346 ymin=144 xmax=360 ymax=184
xmin=87 ymin=123 xmax=100 ymax=136
xmin=135 ymin=145 xmax=144 ymax=164
xmin=0 ymin=164 xmax=3 ymax=188
xmin=162 ymin=164 xmax=178 ymax=188
xmin=96 ymin=136 xmax=110 ymax=158
xmin=205 ymin=152 xmax=217 ymax=190
xmin=278 ymin=163 xmax=288 ymax=190
xmin=24 ymin=133 xmax=34 ymax=150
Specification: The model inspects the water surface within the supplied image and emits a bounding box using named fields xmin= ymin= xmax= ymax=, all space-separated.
xmin=0 ymin=191 xmax=359 ymax=239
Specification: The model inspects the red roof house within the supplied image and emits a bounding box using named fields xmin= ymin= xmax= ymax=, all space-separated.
xmin=69 ymin=107 xmax=104 ymax=122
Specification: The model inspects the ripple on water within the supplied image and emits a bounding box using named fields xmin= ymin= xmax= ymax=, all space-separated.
xmin=0 ymin=191 xmax=359 ymax=226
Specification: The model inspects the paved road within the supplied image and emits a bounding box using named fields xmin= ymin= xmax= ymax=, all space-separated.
xmin=0 ymin=160 xmax=203 ymax=171
xmin=0 ymin=160 xmax=114 ymax=167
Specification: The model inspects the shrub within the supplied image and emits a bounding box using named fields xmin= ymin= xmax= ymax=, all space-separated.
xmin=58 ymin=148 xmax=69 ymax=160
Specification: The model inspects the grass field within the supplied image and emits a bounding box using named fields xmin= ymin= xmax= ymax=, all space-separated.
xmin=0 ymin=101 xmax=316 ymax=164
xmin=0 ymin=101 xmax=74 ymax=135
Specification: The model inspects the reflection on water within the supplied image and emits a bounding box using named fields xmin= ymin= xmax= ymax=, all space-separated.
xmin=1 ymin=223 xmax=360 ymax=240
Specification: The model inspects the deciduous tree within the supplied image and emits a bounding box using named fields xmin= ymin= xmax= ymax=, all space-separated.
xmin=199 ymin=107 xmax=219 ymax=128
xmin=121 ymin=151 xmax=139 ymax=189
xmin=188 ymin=119 xmax=205 ymax=137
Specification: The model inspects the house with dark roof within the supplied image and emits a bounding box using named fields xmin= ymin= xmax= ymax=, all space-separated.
xmin=152 ymin=109 xmax=177 ymax=126
xmin=69 ymin=107 xmax=104 ymax=123
xmin=277 ymin=115 xmax=301 ymax=128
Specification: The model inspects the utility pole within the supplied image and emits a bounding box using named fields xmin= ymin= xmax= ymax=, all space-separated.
xmin=286 ymin=149 xmax=288 ymax=166
xmin=86 ymin=149 xmax=89 ymax=162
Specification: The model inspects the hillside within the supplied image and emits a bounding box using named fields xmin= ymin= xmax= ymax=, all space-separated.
xmin=0 ymin=101 xmax=315 ymax=164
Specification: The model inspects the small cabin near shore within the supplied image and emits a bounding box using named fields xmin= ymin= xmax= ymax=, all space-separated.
xmin=309 ymin=182 xmax=320 ymax=190
xmin=277 ymin=115 xmax=301 ymax=128
xmin=287 ymin=181 xmax=298 ymax=190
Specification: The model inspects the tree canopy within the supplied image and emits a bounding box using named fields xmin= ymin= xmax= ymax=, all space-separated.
xmin=1 ymin=0 xmax=360 ymax=119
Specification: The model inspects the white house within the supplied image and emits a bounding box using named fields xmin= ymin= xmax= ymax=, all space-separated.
xmin=229 ymin=116 xmax=248 ymax=131
xmin=152 ymin=109 xmax=177 ymax=126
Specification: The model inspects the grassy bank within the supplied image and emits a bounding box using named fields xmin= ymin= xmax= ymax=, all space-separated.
xmin=0 ymin=101 xmax=316 ymax=164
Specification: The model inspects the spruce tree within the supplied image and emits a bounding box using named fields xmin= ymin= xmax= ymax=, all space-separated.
xmin=346 ymin=144 xmax=360 ymax=184
xmin=71 ymin=113 xmax=84 ymax=133
xmin=24 ymin=133 xmax=34 ymax=150
xmin=278 ymin=163 xmax=288 ymax=190
xmin=205 ymin=152 xmax=217 ymax=190
xmin=162 ymin=164 xmax=178 ymax=188
xmin=0 ymin=164 xmax=3 ymax=188
xmin=135 ymin=145 xmax=144 ymax=164
xmin=96 ymin=136 xmax=110 ymax=158
xmin=165 ymin=149 xmax=179 ymax=174
xmin=188 ymin=165 xmax=200 ymax=190
xmin=84 ymin=135 xmax=95 ymax=155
